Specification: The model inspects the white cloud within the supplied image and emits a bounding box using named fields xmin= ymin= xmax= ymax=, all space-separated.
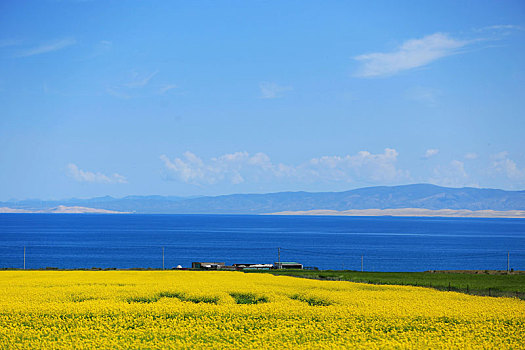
xmin=67 ymin=164 xmax=127 ymax=184
xmin=160 ymin=152 xmax=289 ymax=185
xmin=17 ymin=38 xmax=76 ymax=57
xmin=491 ymin=152 xmax=525 ymax=181
xmin=161 ymin=148 xmax=408 ymax=186
xmin=423 ymin=149 xmax=439 ymax=159
xmin=354 ymin=33 xmax=468 ymax=77
xmin=492 ymin=151 xmax=508 ymax=160
xmin=259 ymin=82 xmax=292 ymax=99
xmin=464 ymin=152 xmax=478 ymax=160
xmin=430 ymin=160 xmax=472 ymax=187
xmin=305 ymin=148 xmax=408 ymax=183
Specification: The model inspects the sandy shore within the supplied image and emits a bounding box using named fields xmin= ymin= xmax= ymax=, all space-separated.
xmin=267 ymin=208 xmax=525 ymax=218
xmin=0 ymin=206 xmax=130 ymax=214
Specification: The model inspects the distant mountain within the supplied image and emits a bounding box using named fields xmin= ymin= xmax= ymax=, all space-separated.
xmin=1 ymin=184 xmax=524 ymax=214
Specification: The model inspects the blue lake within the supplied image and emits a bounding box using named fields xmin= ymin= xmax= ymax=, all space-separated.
xmin=0 ymin=214 xmax=524 ymax=271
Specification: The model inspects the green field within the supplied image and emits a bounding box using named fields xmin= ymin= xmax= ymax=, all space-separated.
xmin=250 ymin=270 xmax=525 ymax=298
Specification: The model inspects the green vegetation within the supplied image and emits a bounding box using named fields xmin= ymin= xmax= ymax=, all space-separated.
xmin=157 ymin=291 xmax=185 ymax=299
xmin=126 ymin=295 xmax=159 ymax=303
xmin=69 ymin=294 xmax=96 ymax=303
xmin=127 ymin=291 xmax=219 ymax=304
xmin=250 ymin=270 xmax=525 ymax=298
xmin=290 ymin=294 xmax=332 ymax=306
xmin=229 ymin=292 xmax=268 ymax=304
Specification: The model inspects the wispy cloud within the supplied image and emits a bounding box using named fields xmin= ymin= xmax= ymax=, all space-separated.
xmin=464 ymin=153 xmax=478 ymax=160
xmin=0 ymin=38 xmax=22 ymax=49
xmin=259 ymin=82 xmax=292 ymax=99
xmin=159 ymin=84 xmax=178 ymax=94
xmin=67 ymin=163 xmax=127 ymax=184
xmin=483 ymin=24 xmax=522 ymax=31
xmin=16 ymin=38 xmax=76 ymax=58
xmin=354 ymin=25 xmax=522 ymax=78
xmin=160 ymin=148 xmax=409 ymax=186
xmin=476 ymin=24 xmax=523 ymax=35
xmin=354 ymin=33 xmax=468 ymax=77
xmin=106 ymin=87 xmax=130 ymax=99
xmin=83 ymin=40 xmax=113 ymax=60
xmin=423 ymin=149 xmax=439 ymax=159
xmin=124 ymin=70 xmax=159 ymax=88
xmin=107 ymin=70 xmax=162 ymax=99
xmin=405 ymin=86 xmax=441 ymax=106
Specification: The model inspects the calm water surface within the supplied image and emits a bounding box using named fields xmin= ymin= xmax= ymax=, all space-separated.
xmin=1 ymin=214 xmax=524 ymax=271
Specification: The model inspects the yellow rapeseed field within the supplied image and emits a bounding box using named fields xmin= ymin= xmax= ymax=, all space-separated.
xmin=0 ymin=271 xmax=523 ymax=349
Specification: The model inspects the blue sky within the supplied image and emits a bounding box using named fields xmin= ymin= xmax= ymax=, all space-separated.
xmin=1 ymin=0 xmax=524 ymax=200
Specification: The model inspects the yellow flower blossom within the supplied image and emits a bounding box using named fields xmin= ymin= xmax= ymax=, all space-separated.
xmin=0 ymin=271 xmax=523 ymax=349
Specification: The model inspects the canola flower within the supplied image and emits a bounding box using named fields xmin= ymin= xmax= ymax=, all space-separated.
xmin=0 ymin=271 xmax=524 ymax=349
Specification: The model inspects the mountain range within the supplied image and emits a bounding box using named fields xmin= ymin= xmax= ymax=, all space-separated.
xmin=1 ymin=184 xmax=525 ymax=214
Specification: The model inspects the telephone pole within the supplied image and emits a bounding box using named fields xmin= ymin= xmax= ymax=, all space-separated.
xmin=23 ymin=246 xmax=26 ymax=270
xmin=278 ymin=247 xmax=281 ymax=269
xmin=361 ymin=255 xmax=363 ymax=272
xmin=162 ymin=247 xmax=165 ymax=270
xmin=507 ymin=251 xmax=510 ymax=272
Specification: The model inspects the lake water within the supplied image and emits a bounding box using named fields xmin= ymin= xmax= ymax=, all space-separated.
xmin=1 ymin=214 xmax=524 ymax=271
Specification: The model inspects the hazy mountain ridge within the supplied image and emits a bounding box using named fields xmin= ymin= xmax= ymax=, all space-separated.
xmin=1 ymin=184 xmax=524 ymax=214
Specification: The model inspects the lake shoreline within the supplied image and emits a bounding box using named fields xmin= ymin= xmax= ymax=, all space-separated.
xmin=266 ymin=208 xmax=525 ymax=218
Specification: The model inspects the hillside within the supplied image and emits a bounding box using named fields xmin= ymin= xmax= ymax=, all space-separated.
xmin=1 ymin=184 xmax=524 ymax=214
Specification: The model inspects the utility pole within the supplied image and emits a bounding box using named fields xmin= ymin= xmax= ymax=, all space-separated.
xmin=23 ymin=246 xmax=26 ymax=270
xmin=278 ymin=247 xmax=281 ymax=269
xmin=361 ymin=255 xmax=363 ymax=272
xmin=507 ymin=251 xmax=510 ymax=272
xmin=162 ymin=247 xmax=165 ymax=270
